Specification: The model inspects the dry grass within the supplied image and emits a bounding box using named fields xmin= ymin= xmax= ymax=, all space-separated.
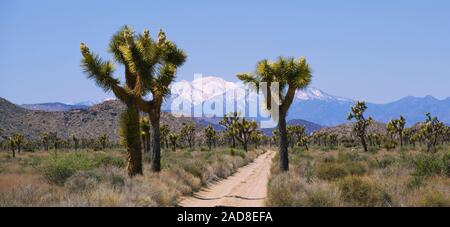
xmin=267 ymin=145 xmax=450 ymax=207
xmin=0 ymin=147 xmax=265 ymax=207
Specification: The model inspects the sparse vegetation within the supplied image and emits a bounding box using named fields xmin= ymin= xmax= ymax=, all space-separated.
xmin=267 ymin=145 xmax=449 ymax=207
xmin=0 ymin=147 xmax=264 ymax=206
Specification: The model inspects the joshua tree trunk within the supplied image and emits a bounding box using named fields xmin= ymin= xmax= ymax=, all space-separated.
xmin=399 ymin=134 xmax=403 ymax=147
xmin=150 ymin=113 xmax=161 ymax=172
xmin=146 ymin=133 xmax=151 ymax=153
xmin=360 ymin=135 xmax=368 ymax=152
xmin=121 ymin=107 xmax=143 ymax=177
xmin=207 ymin=139 xmax=212 ymax=151
xmin=278 ymin=112 xmax=289 ymax=171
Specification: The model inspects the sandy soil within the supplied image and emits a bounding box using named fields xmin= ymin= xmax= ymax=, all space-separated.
xmin=178 ymin=150 xmax=276 ymax=207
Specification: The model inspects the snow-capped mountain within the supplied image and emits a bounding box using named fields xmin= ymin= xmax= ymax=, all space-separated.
xmin=21 ymin=76 xmax=449 ymax=126
xmin=295 ymin=87 xmax=352 ymax=103
xmin=169 ymin=76 xmax=349 ymax=104
xmin=170 ymin=76 xmax=240 ymax=105
xmin=70 ymin=98 xmax=116 ymax=107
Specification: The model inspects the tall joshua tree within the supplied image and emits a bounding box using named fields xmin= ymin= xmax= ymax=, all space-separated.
xmin=160 ymin=124 xmax=170 ymax=149
xmin=120 ymin=29 xmax=186 ymax=172
xmin=220 ymin=112 xmax=240 ymax=148
xmin=387 ymin=115 xmax=406 ymax=147
xmin=82 ymin=26 xmax=186 ymax=173
xmin=237 ymin=57 xmax=312 ymax=171
xmin=418 ymin=113 xmax=445 ymax=152
xmin=71 ymin=134 xmax=80 ymax=151
xmin=168 ymin=133 xmax=179 ymax=152
xmin=347 ymin=101 xmax=373 ymax=152
xmin=41 ymin=132 xmax=50 ymax=151
xmin=204 ymin=124 xmax=216 ymax=151
xmin=180 ymin=123 xmax=196 ymax=149
xmin=235 ymin=117 xmax=257 ymax=152
xmin=80 ymin=26 xmax=144 ymax=176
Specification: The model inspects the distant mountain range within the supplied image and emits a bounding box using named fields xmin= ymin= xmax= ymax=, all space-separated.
xmin=0 ymin=97 xmax=323 ymax=140
xmin=18 ymin=76 xmax=449 ymax=127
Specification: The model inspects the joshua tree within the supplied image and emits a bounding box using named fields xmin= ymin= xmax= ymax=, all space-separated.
xmin=98 ymin=134 xmax=109 ymax=150
xmin=168 ymin=133 xmax=178 ymax=152
xmin=287 ymin=125 xmax=304 ymax=147
xmin=117 ymin=28 xmax=186 ymax=172
xmin=328 ymin=134 xmax=338 ymax=148
xmin=220 ymin=112 xmax=240 ymax=148
xmin=8 ymin=137 xmax=16 ymax=157
xmin=204 ymin=125 xmax=216 ymax=151
xmin=41 ymin=132 xmax=50 ymax=151
xmin=0 ymin=128 xmax=5 ymax=140
xmin=71 ymin=135 xmax=80 ymax=151
xmin=347 ymin=101 xmax=373 ymax=152
xmin=80 ymin=27 xmax=144 ymax=176
xmin=250 ymin=130 xmax=263 ymax=149
xmin=237 ymin=57 xmax=312 ymax=171
xmin=180 ymin=123 xmax=196 ymax=149
xmin=48 ymin=132 xmax=60 ymax=150
xmin=417 ymin=113 xmax=445 ymax=152
xmin=140 ymin=117 xmax=151 ymax=153
xmin=8 ymin=133 xmax=24 ymax=157
xmin=234 ymin=117 xmax=258 ymax=152
xmin=160 ymin=124 xmax=170 ymax=149
xmin=387 ymin=115 xmax=406 ymax=147
xmin=81 ymin=26 xmax=185 ymax=174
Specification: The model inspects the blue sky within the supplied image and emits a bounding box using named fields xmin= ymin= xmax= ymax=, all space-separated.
xmin=1 ymin=0 xmax=449 ymax=104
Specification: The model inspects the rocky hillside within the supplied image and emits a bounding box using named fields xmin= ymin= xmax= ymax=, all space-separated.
xmin=0 ymin=98 xmax=212 ymax=142
xmin=314 ymin=121 xmax=387 ymax=137
xmin=0 ymin=97 xmax=326 ymax=141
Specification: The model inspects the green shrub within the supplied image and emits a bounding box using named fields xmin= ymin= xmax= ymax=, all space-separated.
xmin=345 ymin=161 xmax=368 ymax=176
xmin=368 ymin=146 xmax=380 ymax=153
xmin=337 ymin=150 xmax=367 ymax=163
xmin=407 ymin=175 xmax=425 ymax=189
xmin=322 ymin=155 xmax=336 ymax=163
xmin=417 ymin=190 xmax=450 ymax=207
xmin=109 ymin=174 xmax=125 ymax=188
xmin=302 ymin=190 xmax=340 ymax=207
xmin=230 ymin=149 xmax=245 ymax=159
xmin=64 ymin=171 xmax=99 ymax=192
xmin=266 ymin=173 xmax=301 ymax=207
xmin=315 ymin=162 xmax=348 ymax=180
xmin=412 ymin=154 xmax=446 ymax=177
xmin=338 ymin=176 xmax=393 ymax=207
xmin=41 ymin=152 xmax=124 ymax=185
xmin=182 ymin=160 xmax=205 ymax=179
xmin=42 ymin=160 xmax=77 ymax=185
xmin=375 ymin=155 xmax=397 ymax=169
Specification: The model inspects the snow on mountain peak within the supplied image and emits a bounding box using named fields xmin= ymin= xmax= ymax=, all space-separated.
xmin=295 ymin=87 xmax=351 ymax=102
xmin=70 ymin=77 xmax=352 ymax=107
xmin=170 ymin=76 xmax=240 ymax=104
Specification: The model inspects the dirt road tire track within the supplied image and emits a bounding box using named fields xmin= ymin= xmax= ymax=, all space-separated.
xmin=178 ymin=150 xmax=276 ymax=207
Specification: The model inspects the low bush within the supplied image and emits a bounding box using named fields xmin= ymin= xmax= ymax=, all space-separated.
xmin=41 ymin=152 xmax=124 ymax=185
xmin=412 ymin=154 xmax=446 ymax=177
xmin=338 ymin=176 xmax=393 ymax=207
xmin=315 ymin=162 xmax=348 ymax=180
xmin=345 ymin=161 xmax=368 ymax=176
xmin=416 ymin=190 xmax=450 ymax=207
xmin=267 ymin=172 xmax=341 ymax=207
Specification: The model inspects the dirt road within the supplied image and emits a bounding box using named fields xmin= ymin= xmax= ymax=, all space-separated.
xmin=178 ymin=150 xmax=276 ymax=207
